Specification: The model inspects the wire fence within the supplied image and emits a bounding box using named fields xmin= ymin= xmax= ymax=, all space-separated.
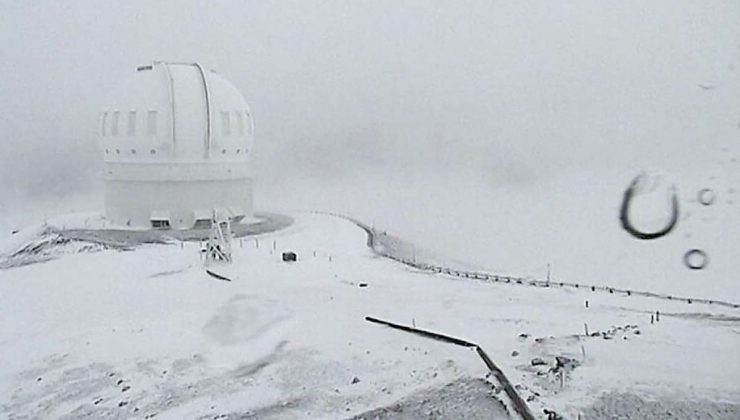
xmin=319 ymin=211 xmax=740 ymax=310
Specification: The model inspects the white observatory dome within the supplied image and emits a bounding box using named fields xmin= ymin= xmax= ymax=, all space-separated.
xmin=98 ymin=62 xmax=254 ymax=229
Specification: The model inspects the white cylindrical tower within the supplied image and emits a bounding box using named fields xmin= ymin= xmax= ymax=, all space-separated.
xmin=98 ymin=62 xmax=254 ymax=229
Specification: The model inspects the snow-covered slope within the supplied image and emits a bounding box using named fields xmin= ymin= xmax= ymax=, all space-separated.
xmin=1 ymin=213 xmax=738 ymax=419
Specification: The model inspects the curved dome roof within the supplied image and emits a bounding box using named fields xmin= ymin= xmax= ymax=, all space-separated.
xmin=99 ymin=62 xmax=254 ymax=163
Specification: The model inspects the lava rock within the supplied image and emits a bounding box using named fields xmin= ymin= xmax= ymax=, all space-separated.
xmin=530 ymin=357 xmax=546 ymax=366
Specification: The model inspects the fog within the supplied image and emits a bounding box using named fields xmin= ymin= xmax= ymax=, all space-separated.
xmin=1 ymin=1 xmax=739 ymax=282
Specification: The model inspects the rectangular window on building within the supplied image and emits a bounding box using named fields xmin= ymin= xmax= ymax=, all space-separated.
xmin=101 ymin=112 xmax=108 ymax=136
xmin=235 ymin=112 xmax=244 ymax=136
xmin=221 ymin=111 xmax=231 ymax=136
xmin=111 ymin=111 xmax=120 ymax=136
xmin=127 ymin=110 xmax=136 ymax=136
xmin=245 ymin=111 xmax=252 ymax=136
xmin=147 ymin=110 xmax=157 ymax=136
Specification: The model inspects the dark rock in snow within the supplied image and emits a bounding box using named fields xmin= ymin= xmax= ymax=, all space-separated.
xmin=530 ymin=357 xmax=547 ymax=366
xmin=554 ymin=356 xmax=580 ymax=372
xmin=544 ymin=408 xmax=563 ymax=420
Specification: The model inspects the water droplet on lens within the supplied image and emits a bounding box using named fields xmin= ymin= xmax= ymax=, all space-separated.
xmin=698 ymin=188 xmax=716 ymax=206
xmin=620 ymin=172 xmax=679 ymax=240
xmin=684 ymin=249 xmax=708 ymax=270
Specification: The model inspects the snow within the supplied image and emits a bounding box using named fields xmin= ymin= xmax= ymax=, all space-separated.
xmin=1 ymin=213 xmax=739 ymax=419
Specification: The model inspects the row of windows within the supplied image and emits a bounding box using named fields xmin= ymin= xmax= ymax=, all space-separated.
xmin=100 ymin=110 xmax=252 ymax=138
xmin=101 ymin=110 xmax=158 ymax=137
xmin=221 ymin=111 xmax=253 ymax=137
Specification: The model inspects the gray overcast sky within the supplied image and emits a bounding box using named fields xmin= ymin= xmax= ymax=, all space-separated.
xmin=0 ymin=0 xmax=738 ymax=209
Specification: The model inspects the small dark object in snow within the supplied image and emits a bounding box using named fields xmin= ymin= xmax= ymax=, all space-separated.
xmin=518 ymin=333 xmax=529 ymax=339
xmin=93 ymin=397 xmax=103 ymax=405
xmin=531 ymin=358 xmax=546 ymax=366
xmin=351 ymin=376 xmax=361 ymax=384
xmin=117 ymin=379 xmax=124 ymax=385
xmin=544 ymin=408 xmax=563 ymax=420
xmin=633 ymin=330 xmax=641 ymax=335
xmin=36 ymin=377 xmax=42 ymax=382
xmin=206 ymin=270 xmax=232 ymax=282
xmin=511 ymin=350 xmax=519 ymax=357
xmin=555 ymin=356 xmax=580 ymax=371
xmin=108 ymin=372 xmax=115 ymax=377
xmin=118 ymin=401 xmax=128 ymax=407
xmin=122 ymin=385 xmax=131 ymax=392
xmin=282 ymin=251 xmax=297 ymax=262
xmin=527 ymin=395 xmax=536 ymax=402
xmin=590 ymin=332 xmax=600 ymax=337
xmin=358 ymin=283 xmax=368 ymax=288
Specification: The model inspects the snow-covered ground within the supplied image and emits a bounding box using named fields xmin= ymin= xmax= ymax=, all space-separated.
xmin=1 ymin=213 xmax=738 ymax=419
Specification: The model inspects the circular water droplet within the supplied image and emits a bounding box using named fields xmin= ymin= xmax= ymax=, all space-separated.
xmin=698 ymin=188 xmax=716 ymax=206
xmin=684 ymin=249 xmax=708 ymax=270
xmin=620 ymin=172 xmax=679 ymax=240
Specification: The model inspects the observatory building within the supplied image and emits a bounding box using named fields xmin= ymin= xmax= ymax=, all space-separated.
xmin=98 ymin=62 xmax=254 ymax=229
